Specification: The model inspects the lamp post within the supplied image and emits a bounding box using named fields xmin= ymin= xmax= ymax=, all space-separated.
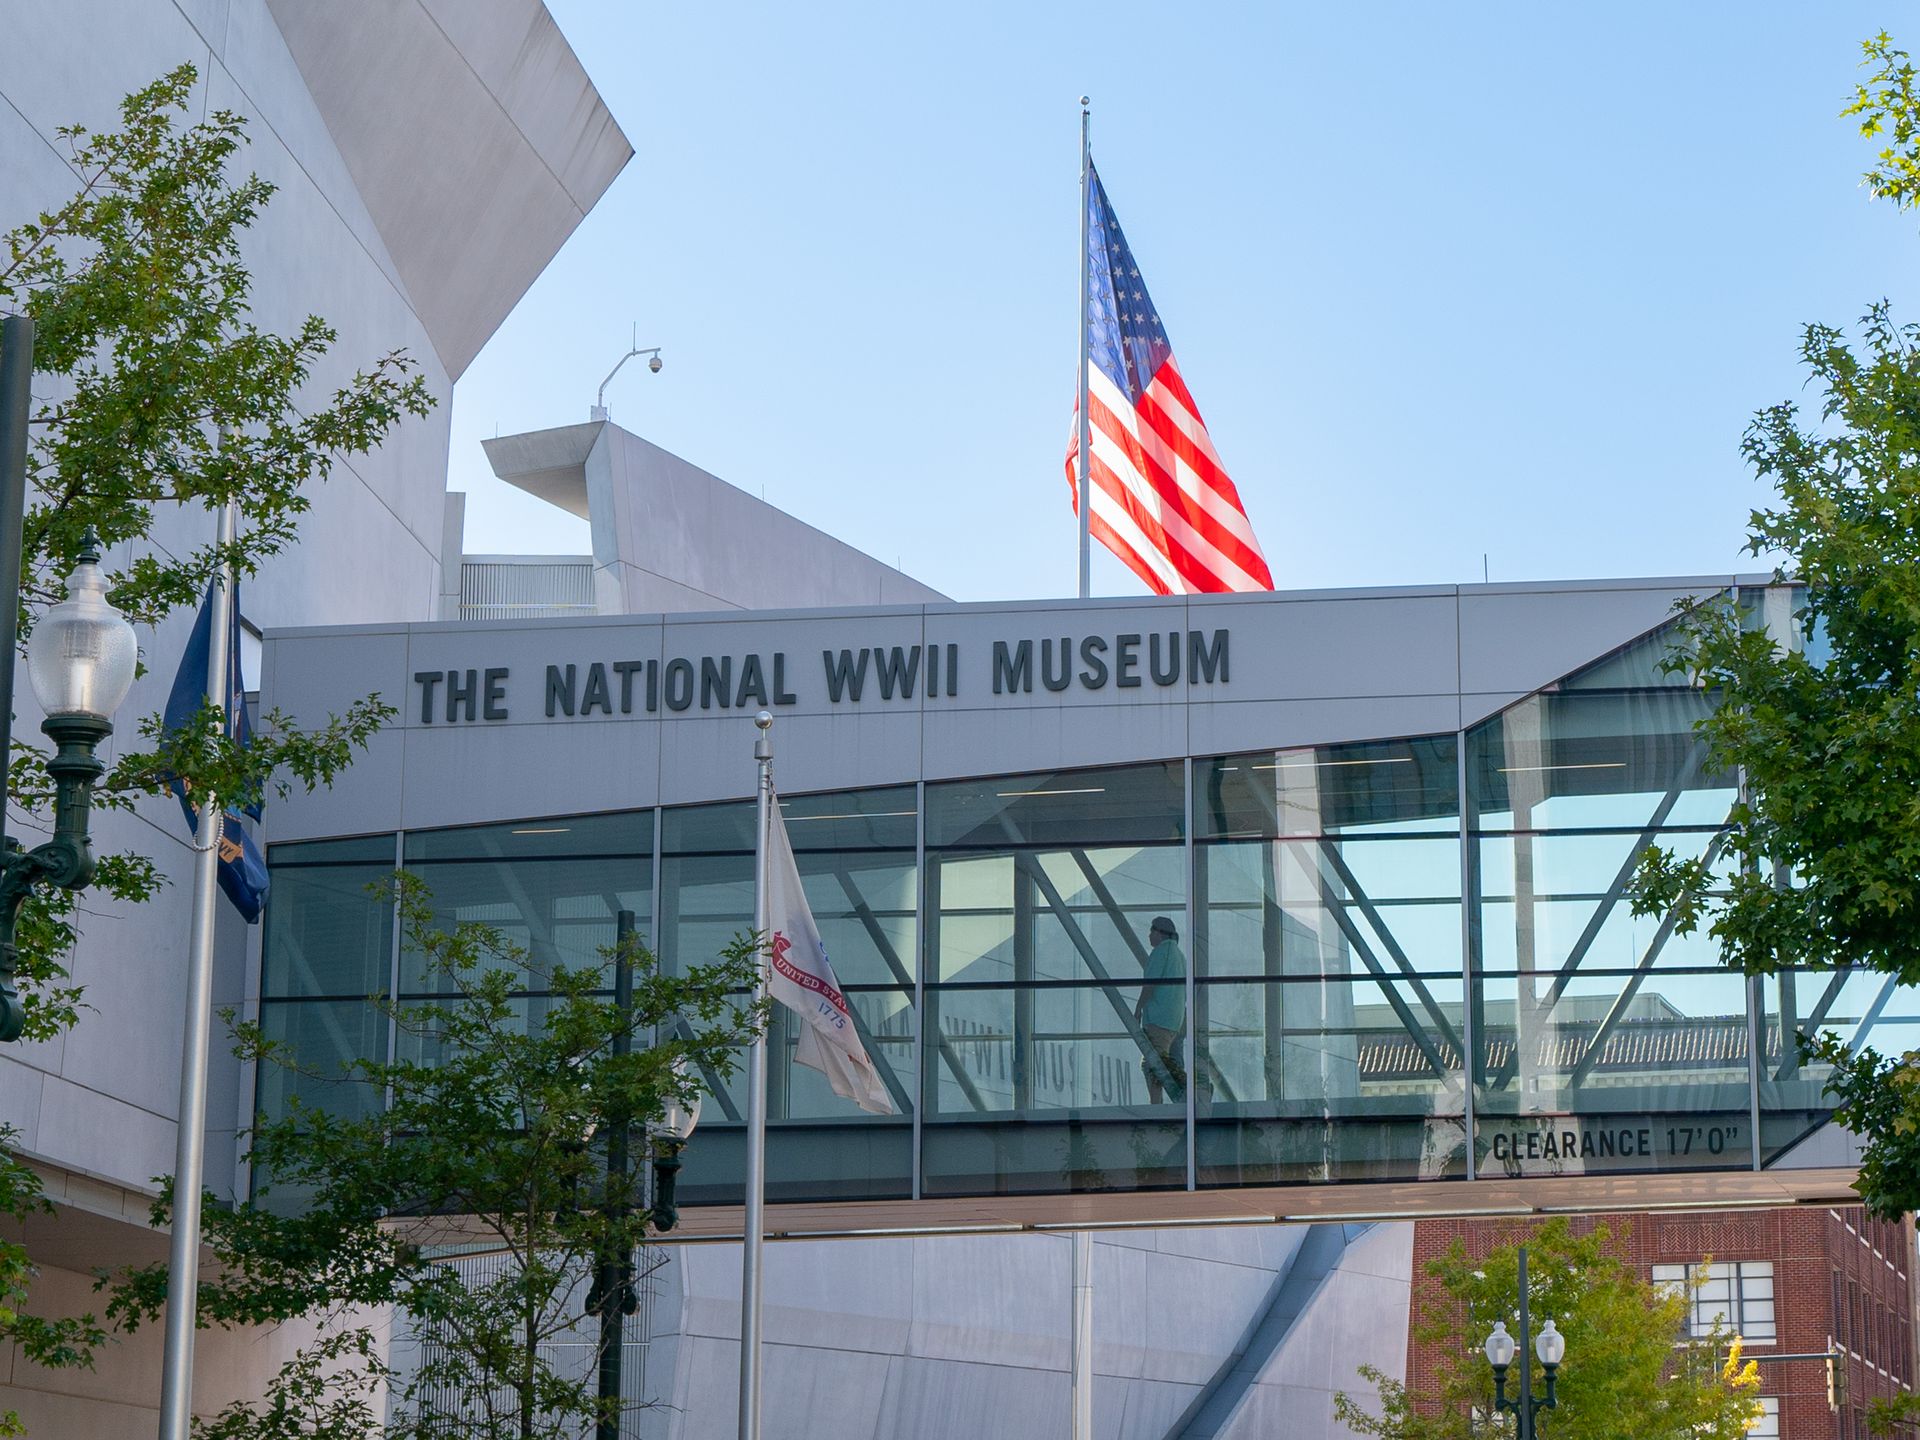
xmin=588 ymin=909 xmax=701 ymax=1440
xmin=0 ymin=322 xmax=138 ymax=1044
xmin=1483 ymin=1247 xmax=1567 ymax=1440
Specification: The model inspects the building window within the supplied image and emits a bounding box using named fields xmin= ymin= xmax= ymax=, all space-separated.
xmin=1746 ymin=1397 xmax=1779 ymax=1439
xmin=1652 ymin=1261 xmax=1776 ymax=1341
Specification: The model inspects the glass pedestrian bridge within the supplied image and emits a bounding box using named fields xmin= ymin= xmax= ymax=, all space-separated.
xmin=256 ymin=608 xmax=1906 ymax=1234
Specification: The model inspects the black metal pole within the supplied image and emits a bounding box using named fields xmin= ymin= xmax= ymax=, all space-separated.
xmin=0 ymin=317 xmax=34 ymax=1041
xmin=597 ymin=909 xmax=637 ymax=1440
xmin=1516 ymin=1245 xmax=1532 ymax=1440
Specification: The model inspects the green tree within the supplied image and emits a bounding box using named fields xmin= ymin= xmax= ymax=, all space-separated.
xmin=1633 ymin=32 xmax=1920 ymax=1219
xmin=1334 ymin=1218 xmax=1760 ymax=1440
xmin=108 ymin=877 xmax=762 ymax=1440
xmin=0 ymin=64 xmax=431 ymax=1430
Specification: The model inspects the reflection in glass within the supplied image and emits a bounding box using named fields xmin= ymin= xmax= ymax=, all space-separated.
xmin=662 ymin=789 xmax=918 ymax=1205
xmin=1757 ymin=970 xmax=1920 ymax=1165
xmin=261 ymin=857 xmax=394 ymax=999
xmin=924 ymin=765 xmax=1186 ymax=1194
xmin=401 ymin=815 xmax=651 ymax=996
xmin=1467 ymin=691 xmax=1734 ymax=831
xmin=1193 ymin=737 xmax=1464 ymax=1185
xmin=255 ymin=998 xmax=388 ymax=1125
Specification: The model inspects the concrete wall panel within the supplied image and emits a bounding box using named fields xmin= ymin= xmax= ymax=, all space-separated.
xmin=1459 ymin=581 xmax=1722 ymax=695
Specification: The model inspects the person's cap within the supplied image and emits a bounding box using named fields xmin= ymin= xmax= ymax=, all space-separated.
xmin=1149 ymin=916 xmax=1178 ymax=938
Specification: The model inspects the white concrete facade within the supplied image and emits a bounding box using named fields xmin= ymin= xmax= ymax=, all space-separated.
xmin=0 ymin=3 xmax=626 ymax=1431
xmin=638 ymin=1223 xmax=1412 ymax=1440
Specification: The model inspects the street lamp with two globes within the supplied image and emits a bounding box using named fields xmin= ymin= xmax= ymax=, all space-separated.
xmin=1483 ymin=1248 xmax=1568 ymax=1439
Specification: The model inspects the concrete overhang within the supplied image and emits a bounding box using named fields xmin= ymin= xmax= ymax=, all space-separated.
xmin=481 ymin=419 xmax=599 ymax=519
xmin=265 ymin=0 xmax=632 ymax=379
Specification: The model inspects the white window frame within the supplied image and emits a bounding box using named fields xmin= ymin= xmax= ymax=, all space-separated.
xmin=1651 ymin=1261 xmax=1776 ymax=1342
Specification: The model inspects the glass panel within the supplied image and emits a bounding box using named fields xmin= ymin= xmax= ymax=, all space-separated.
xmin=401 ymin=851 xmax=649 ymax=995
xmin=1196 ymin=736 xmax=1458 ymax=839
xmin=926 ymin=763 xmax=1183 ymax=848
xmin=1473 ymin=829 xmax=1730 ymax=977
xmin=923 ymin=764 xmax=1186 ymax=1192
xmin=919 ymin=1106 xmax=1185 ymax=1196
xmin=403 ymin=811 xmax=651 ymax=862
xmin=932 ymin=847 xmax=1185 ymax=987
xmin=1474 ymin=969 xmax=1754 ymax=1174
xmin=1756 ymin=971 xmax=1920 ymax=1165
xmin=658 ymin=787 xmax=919 ymax=1205
xmin=1558 ymin=622 xmax=1696 ymax=692
xmin=1198 ymin=837 xmax=1460 ymax=979
xmin=678 ymin=1125 xmax=913 ymax=1205
xmin=1467 ymin=691 xmax=1734 ymax=831
xmin=1193 ymin=976 xmax=1466 ymax=1185
xmin=690 ymin=988 xmax=917 ymax=1124
xmin=254 ymin=998 xmax=387 ymax=1126
xmin=262 ymin=859 xmax=394 ymax=999
xmin=266 ymin=834 xmax=394 ymax=865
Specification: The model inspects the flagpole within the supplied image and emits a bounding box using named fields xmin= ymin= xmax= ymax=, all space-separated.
xmin=156 ymin=498 xmax=236 ymax=1440
xmin=739 ymin=709 xmax=774 ymax=1440
xmin=1077 ymin=95 xmax=1092 ymax=601
xmin=1071 ymin=1230 xmax=1094 ymax=1439
xmin=1070 ymin=115 xmax=1102 ymax=1415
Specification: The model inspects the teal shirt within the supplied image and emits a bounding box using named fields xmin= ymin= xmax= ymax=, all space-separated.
xmin=1139 ymin=938 xmax=1186 ymax=1031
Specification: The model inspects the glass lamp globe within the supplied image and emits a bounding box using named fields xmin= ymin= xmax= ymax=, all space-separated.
xmin=659 ymin=1082 xmax=701 ymax=1143
xmin=28 ymin=538 xmax=137 ymax=723
xmin=1483 ymin=1320 xmax=1517 ymax=1369
xmin=1535 ymin=1318 xmax=1566 ymax=1367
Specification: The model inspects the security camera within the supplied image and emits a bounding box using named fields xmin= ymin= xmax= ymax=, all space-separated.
xmin=648 ymin=354 xmax=663 ymax=374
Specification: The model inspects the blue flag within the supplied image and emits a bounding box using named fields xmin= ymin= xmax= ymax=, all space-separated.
xmin=163 ymin=578 xmax=268 ymax=924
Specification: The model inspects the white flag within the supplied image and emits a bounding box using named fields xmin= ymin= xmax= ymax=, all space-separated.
xmin=763 ymin=802 xmax=895 ymax=1115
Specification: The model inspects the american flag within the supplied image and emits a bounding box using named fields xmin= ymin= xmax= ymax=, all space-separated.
xmin=1066 ymin=159 xmax=1273 ymax=594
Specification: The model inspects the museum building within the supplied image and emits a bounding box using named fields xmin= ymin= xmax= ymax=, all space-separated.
xmin=254 ymin=574 xmax=1900 ymax=1231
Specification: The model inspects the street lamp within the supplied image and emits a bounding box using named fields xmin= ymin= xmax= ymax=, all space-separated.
xmin=1483 ymin=1248 xmax=1567 ymax=1439
xmin=649 ymin=1074 xmax=700 ymax=1233
xmin=0 ymin=529 xmax=138 ymax=1040
xmin=588 ymin=911 xmax=703 ymax=1440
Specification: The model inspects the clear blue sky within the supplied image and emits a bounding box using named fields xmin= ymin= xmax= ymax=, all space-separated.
xmin=447 ymin=3 xmax=1920 ymax=603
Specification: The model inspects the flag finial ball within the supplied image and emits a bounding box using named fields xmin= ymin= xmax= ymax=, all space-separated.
xmin=754 ymin=710 xmax=773 ymax=731
xmin=1079 ymin=95 xmax=1089 ymax=107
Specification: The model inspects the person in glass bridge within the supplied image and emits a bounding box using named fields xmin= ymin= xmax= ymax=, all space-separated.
xmin=1135 ymin=916 xmax=1187 ymax=1104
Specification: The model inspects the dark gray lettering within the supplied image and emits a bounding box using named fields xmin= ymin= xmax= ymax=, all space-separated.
xmin=992 ymin=640 xmax=1032 ymax=695
xmin=446 ymin=669 xmax=478 ymax=722
xmin=736 ymin=653 xmax=769 ymax=708
xmin=1115 ymin=633 xmax=1141 ymax=688
xmin=947 ymin=644 xmax=959 ymax=696
xmin=664 ymin=658 xmax=694 ymax=711
xmin=1040 ymin=638 xmax=1072 ymax=692
xmin=483 ymin=668 xmax=509 ymax=721
xmin=414 ymin=671 xmax=442 ymax=724
xmin=1189 ymin=628 xmax=1229 ymax=684
xmin=1149 ymin=631 xmax=1180 ymax=685
xmin=1079 ymin=635 xmax=1109 ymax=688
xmin=700 ymin=655 xmax=732 ymax=709
xmin=613 ymin=659 xmax=644 ymax=713
xmin=874 ymin=645 xmax=920 ymax=700
xmin=581 ymin=662 xmax=613 ymax=715
xmin=545 ymin=664 xmax=576 ymax=718
xmin=772 ymin=652 xmax=797 ymax=705
xmin=823 ymin=648 xmax=870 ymax=702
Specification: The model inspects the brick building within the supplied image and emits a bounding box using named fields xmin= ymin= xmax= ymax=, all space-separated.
xmin=1408 ymin=1210 xmax=1918 ymax=1439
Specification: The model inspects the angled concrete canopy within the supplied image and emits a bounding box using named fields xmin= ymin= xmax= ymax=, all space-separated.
xmin=483 ymin=421 xmax=950 ymax=612
xmin=264 ymin=0 xmax=631 ymax=378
